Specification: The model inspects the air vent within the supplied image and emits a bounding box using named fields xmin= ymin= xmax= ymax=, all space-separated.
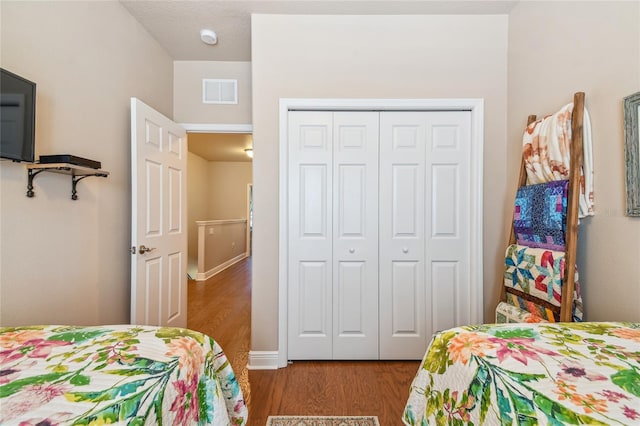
xmin=202 ymin=79 xmax=238 ymax=104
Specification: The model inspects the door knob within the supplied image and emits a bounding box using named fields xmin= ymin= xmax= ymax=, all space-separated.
xmin=139 ymin=244 xmax=156 ymax=254
xmin=349 ymin=248 xmax=355 ymax=253
xmin=402 ymin=247 xmax=409 ymax=253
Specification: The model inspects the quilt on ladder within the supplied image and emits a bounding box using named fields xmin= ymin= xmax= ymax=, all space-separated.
xmin=504 ymin=244 xmax=583 ymax=321
xmin=514 ymin=180 xmax=568 ymax=251
xmin=495 ymin=302 xmax=548 ymax=324
xmin=522 ymin=102 xmax=594 ymax=218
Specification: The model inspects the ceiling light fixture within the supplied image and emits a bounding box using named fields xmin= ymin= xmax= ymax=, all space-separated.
xmin=244 ymin=148 xmax=253 ymax=158
xmin=200 ymin=29 xmax=218 ymax=45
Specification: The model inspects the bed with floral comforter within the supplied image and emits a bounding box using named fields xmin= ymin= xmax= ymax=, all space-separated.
xmin=0 ymin=325 xmax=247 ymax=425
xmin=403 ymin=322 xmax=640 ymax=425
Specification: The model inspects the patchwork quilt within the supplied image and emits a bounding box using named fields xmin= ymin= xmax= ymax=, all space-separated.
xmin=505 ymin=244 xmax=565 ymax=307
xmin=495 ymin=301 xmax=548 ymax=324
xmin=0 ymin=325 xmax=248 ymax=425
xmin=403 ymin=322 xmax=640 ymax=425
xmin=504 ymin=244 xmax=583 ymax=321
xmin=514 ymin=180 xmax=568 ymax=251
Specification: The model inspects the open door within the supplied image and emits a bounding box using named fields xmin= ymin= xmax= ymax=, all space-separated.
xmin=130 ymin=98 xmax=187 ymax=327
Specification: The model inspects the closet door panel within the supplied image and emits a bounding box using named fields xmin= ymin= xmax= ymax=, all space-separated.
xmin=425 ymin=112 xmax=472 ymax=330
xmin=392 ymin=165 xmax=420 ymax=236
xmin=333 ymin=112 xmax=379 ymax=359
xmin=300 ymin=165 xmax=331 ymax=240
xmin=390 ymin=261 xmax=420 ymax=334
xmin=431 ymin=261 xmax=459 ymax=332
xmin=379 ymin=112 xmax=427 ymax=359
xmin=431 ymin=165 xmax=458 ymax=237
xmin=288 ymin=111 xmax=333 ymax=360
xmin=336 ymin=261 xmax=365 ymax=331
xmin=298 ymin=261 xmax=330 ymax=333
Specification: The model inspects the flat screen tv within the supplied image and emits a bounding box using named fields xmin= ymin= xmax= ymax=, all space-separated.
xmin=1 ymin=68 xmax=36 ymax=162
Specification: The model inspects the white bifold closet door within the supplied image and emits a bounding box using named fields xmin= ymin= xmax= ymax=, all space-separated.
xmin=288 ymin=111 xmax=379 ymax=360
xmin=287 ymin=109 xmax=471 ymax=360
xmin=379 ymin=111 xmax=471 ymax=359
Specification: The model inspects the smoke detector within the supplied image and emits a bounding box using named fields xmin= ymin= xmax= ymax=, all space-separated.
xmin=200 ymin=29 xmax=218 ymax=45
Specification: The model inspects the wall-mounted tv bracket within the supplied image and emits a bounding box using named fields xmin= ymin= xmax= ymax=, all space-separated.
xmin=26 ymin=163 xmax=109 ymax=200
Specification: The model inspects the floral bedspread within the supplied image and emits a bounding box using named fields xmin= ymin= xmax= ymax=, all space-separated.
xmin=403 ymin=322 xmax=640 ymax=425
xmin=0 ymin=325 xmax=247 ymax=425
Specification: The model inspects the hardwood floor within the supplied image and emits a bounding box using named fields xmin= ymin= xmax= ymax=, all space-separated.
xmin=188 ymin=257 xmax=421 ymax=425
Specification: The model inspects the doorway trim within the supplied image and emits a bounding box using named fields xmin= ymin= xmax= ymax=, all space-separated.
xmin=246 ymin=183 xmax=253 ymax=257
xmin=181 ymin=121 xmax=253 ymax=276
xmin=181 ymin=123 xmax=253 ymax=133
xmin=277 ymin=98 xmax=484 ymax=369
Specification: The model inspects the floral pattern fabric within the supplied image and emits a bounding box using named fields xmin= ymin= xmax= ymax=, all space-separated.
xmin=0 ymin=325 xmax=248 ymax=425
xmin=522 ymin=102 xmax=594 ymax=218
xmin=403 ymin=322 xmax=640 ymax=426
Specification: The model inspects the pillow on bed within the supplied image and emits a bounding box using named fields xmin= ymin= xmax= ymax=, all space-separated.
xmin=513 ymin=180 xmax=568 ymax=251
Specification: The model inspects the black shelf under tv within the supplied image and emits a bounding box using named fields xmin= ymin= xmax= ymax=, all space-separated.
xmin=25 ymin=163 xmax=109 ymax=200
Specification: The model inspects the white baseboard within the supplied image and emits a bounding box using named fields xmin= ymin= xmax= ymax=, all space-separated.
xmin=247 ymin=350 xmax=280 ymax=370
xmin=195 ymin=253 xmax=248 ymax=281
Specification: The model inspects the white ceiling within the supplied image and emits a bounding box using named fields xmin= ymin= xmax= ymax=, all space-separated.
xmin=188 ymin=132 xmax=253 ymax=162
xmin=120 ymin=0 xmax=517 ymax=161
xmin=120 ymin=0 xmax=518 ymax=62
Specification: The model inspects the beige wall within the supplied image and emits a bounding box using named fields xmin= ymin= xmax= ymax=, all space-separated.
xmin=2 ymin=0 xmax=632 ymax=344
xmin=508 ymin=1 xmax=640 ymax=321
xmin=174 ymin=61 xmax=252 ymax=124
xmin=187 ymin=154 xmax=252 ymax=276
xmin=187 ymin=151 xmax=210 ymax=276
xmin=208 ymin=162 xmax=253 ymax=219
xmin=0 ymin=1 xmax=173 ymax=326
xmin=251 ymin=14 xmax=509 ymax=351
xmin=201 ymin=221 xmax=247 ymax=272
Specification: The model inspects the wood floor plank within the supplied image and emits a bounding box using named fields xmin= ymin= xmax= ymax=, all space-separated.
xmin=188 ymin=258 xmax=421 ymax=425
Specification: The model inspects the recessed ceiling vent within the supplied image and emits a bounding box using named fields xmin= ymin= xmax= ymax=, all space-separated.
xmin=202 ymin=79 xmax=238 ymax=104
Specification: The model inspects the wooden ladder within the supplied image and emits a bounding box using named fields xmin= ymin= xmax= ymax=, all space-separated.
xmin=500 ymin=92 xmax=585 ymax=322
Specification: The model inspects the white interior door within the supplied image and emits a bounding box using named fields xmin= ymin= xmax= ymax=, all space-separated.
xmin=379 ymin=112 xmax=427 ymax=359
xmin=287 ymin=111 xmax=334 ymax=359
xmin=379 ymin=111 xmax=472 ymax=359
xmin=288 ymin=111 xmax=380 ymax=360
xmin=286 ymin=107 xmax=474 ymax=361
xmin=424 ymin=111 xmax=472 ymax=335
xmin=332 ymin=112 xmax=379 ymax=359
xmin=130 ymin=98 xmax=188 ymax=327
